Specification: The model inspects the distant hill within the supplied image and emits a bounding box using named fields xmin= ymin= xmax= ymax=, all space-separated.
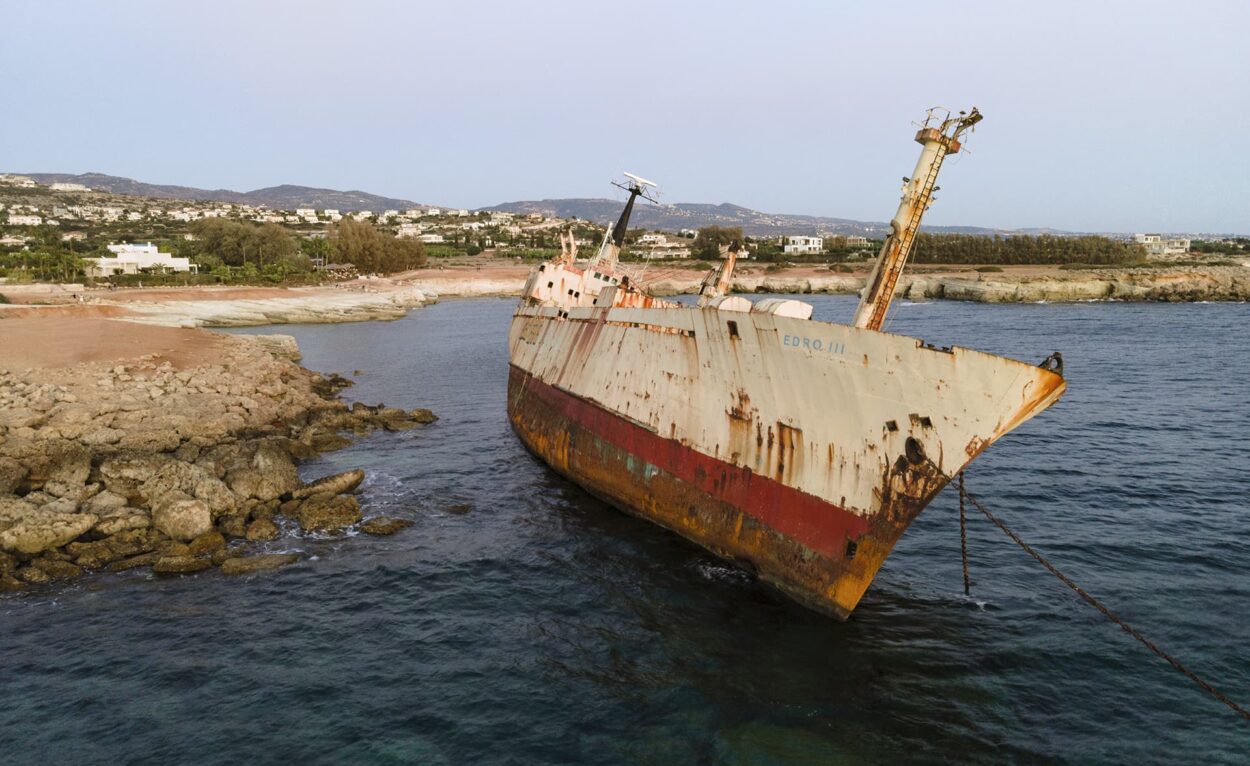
xmin=15 ymin=172 xmax=1083 ymax=237
xmin=479 ymin=197 xmax=1037 ymax=238
xmin=22 ymin=173 xmax=423 ymax=212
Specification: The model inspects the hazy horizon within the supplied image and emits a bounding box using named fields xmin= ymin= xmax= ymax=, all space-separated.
xmin=2 ymin=0 xmax=1246 ymax=233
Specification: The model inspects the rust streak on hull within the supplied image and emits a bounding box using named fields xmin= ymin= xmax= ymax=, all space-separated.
xmin=509 ymin=364 xmax=949 ymax=619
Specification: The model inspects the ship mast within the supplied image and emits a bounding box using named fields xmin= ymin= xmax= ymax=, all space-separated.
xmin=696 ymin=240 xmax=742 ymax=307
xmin=589 ymin=172 xmax=658 ymax=270
xmin=852 ymin=107 xmax=982 ymax=331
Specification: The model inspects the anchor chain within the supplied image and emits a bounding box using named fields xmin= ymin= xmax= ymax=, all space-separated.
xmin=955 ymin=472 xmax=1250 ymax=723
xmin=958 ymin=472 xmax=971 ymax=596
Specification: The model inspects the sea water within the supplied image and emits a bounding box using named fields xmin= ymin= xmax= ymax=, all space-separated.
xmin=2 ymin=296 xmax=1247 ymax=764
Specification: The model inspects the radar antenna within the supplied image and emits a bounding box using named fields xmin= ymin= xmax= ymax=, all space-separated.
xmin=591 ymin=171 xmax=660 ymax=270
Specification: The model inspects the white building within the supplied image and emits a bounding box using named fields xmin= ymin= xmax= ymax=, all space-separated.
xmin=1134 ymin=233 xmax=1190 ymax=257
xmin=50 ymin=182 xmax=91 ymax=192
xmin=637 ymin=233 xmax=668 ymax=246
xmin=782 ymin=235 xmax=823 ymax=255
xmin=86 ymin=242 xmax=197 ymax=278
xmin=417 ymin=233 xmax=445 ymax=244
xmin=396 ymin=223 xmax=426 ymax=238
xmin=845 ymin=235 xmax=869 ymax=247
xmin=642 ymin=247 xmax=690 ymax=260
xmin=0 ymin=174 xmax=36 ymax=187
xmin=7 ymin=214 xmax=42 ymax=226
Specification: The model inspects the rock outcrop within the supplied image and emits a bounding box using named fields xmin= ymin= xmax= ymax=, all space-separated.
xmin=118 ymin=286 xmax=436 ymax=328
xmin=0 ymin=328 xmax=428 ymax=591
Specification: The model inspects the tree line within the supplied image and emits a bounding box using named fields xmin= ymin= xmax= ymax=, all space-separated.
xmin=185 ymin=218 xmax=425 ymax=274
xmin=909 ymin=233 xmax=1146 ymax=265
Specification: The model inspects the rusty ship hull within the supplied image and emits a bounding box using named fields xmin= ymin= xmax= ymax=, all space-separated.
xmin=507 ymin=110 xmax=1064 ymax=618
xmin=507 ymin=300 xmax=1065 ymax=619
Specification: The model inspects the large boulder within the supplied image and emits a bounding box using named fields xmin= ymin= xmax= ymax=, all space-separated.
xmin=151 ymin=492 xmax=213 ymax=542
xmin=140 ymin=460 xmax=212 ymax=504
xmin=93 ymin=506 xmax=151 ymax=536
xmin=296 ymin=493 xmax=361 ymax=532
xmin=0 ymin=495 xmax=39 ymax=525
xmin=193 ymin=477 xmax=237 ymax=518
xmin=293 ymin=469 xmax=365 ymax=500
xmin=0 ymin=457 xmax=28 ymax=495
xmin=83 ymin=490 xmax=129 ymax=516
xmin=245 ymin=518 xmax=279 ymax=541
xmin=67 ymin=529 xmax=157 ymax=569
xmin=98 ymin=454 xmax=174 ymax=503
xmin=0 ymin=510 xmax=98 ymax=555
xmin=226 ymin=441 xmax=299 ymax=502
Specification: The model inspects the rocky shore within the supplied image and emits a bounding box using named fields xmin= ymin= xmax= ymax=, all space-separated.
xmin=0 ymin=318 xmax=433 ymax=592
xmin=631 ymin=264 xmax=1250 ymax=303
xmin=116 ymin=284 xmax=437 ymax=327
xmin=403 ymin=262 xmax=1250 ymax=303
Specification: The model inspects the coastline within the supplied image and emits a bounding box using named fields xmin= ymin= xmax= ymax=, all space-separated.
xmin=0 ymin=317 xmax=435 ymax=591
xmin=1 ymin=262 xmax=1247 ymax=331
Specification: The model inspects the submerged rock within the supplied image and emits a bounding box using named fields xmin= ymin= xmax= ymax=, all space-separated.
xmin=220 ymin=553 xmax=300 ymax=575
xmin=245 ymin=518 xmax=280 ymax=541
xmin=30 ymin=557 xmax=84 ymax=580
xmin=187 ymin=530 xmax=226 ymax=556
xmin=152 ymin=555 xmax=213 ymax=575
xmin=360 ymin=517 xmax=413 ymax=536
xmin=410 ymin=409 xmax=438 ymax=424
xmin=108 ymin=551 xmax=164 ymax=572
xmin=297 ymin=493 xmax=362 ymax=532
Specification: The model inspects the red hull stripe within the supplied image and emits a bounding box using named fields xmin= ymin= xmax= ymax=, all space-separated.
xmin=512 ymin=366 xmax=870 ymax=557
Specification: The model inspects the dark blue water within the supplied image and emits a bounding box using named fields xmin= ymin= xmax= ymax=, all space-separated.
xmin=3 ymin=297 xmax=1248 ymax=764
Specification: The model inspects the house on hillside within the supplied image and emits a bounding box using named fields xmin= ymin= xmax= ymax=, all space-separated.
xmin=782 ymin=235 xmax=823 ymax=255
xmin=396 ymin=223 xmax=429 ymax=238
xmin=86 ymin=242 xmax=197 ymax=278
xmin=1134 ymin=233 xmax=1190 ymax=257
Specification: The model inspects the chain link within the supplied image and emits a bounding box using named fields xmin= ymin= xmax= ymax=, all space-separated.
xmin=957 ymin=473 xmax=1250 ymax=723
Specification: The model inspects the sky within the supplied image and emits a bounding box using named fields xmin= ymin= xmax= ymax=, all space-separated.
xmin=1 ymin=0 xmax=1247 ymax=233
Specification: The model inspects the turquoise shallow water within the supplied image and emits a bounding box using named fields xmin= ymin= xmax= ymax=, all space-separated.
xmin=2 ymin=296 xmax=1248 ymax=764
